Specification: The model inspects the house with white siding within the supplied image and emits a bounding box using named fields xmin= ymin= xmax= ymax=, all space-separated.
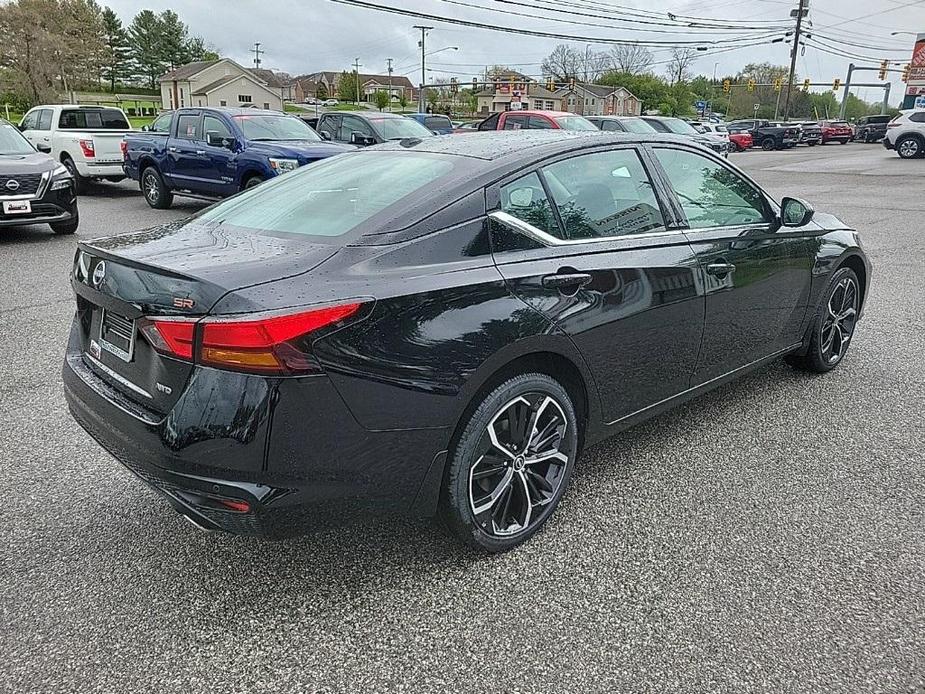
xmin=158 ymin=59 xmax=286 ymax=111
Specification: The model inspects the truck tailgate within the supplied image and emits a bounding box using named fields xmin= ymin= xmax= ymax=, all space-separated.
xmin=90 ymin=132 xmax=130 ymax=163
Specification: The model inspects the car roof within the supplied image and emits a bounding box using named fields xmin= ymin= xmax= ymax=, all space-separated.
xmin=502 ymin=110 xmax=574 ymax=117
xmin=330 ymin=111 xmax=407 ymax=119
xmin=179 ymin=106 xmax=286 ymax=116
xmin=371 ymin=129 xmax=688 ymax=161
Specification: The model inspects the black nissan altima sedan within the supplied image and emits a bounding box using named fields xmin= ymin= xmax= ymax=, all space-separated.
xmin=63 ymin=130 xmax=870 ymax=552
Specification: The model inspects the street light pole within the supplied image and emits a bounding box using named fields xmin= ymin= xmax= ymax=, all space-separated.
xmin=414 ymin=25 xmax=432 ymax=113
xmin=387 ymin=58 xmax=393 ymax=112
xmin=782 ymin=0 xmax=806 ymax=122
xmin=353 ymin=57 xmax=361 ymax=106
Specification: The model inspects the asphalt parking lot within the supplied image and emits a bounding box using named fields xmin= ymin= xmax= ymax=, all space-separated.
xmin=2 ymin=142 xmax=923 ymax=693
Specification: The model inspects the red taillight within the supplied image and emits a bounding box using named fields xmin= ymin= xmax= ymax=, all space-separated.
xmin=217 ymin=499 xmax=251 ymax=513
xmin=138 ymin=303 xmax=364 ymax=374
xmin=78 ymin=139 xmax=95 ymax=158
xmin=120 ymin=140 xmax=128 ymax=156
xmin=139 ymin=318 xmax=196 ymax=360
xmin=200 ymin=303 xmax=362 ymax=374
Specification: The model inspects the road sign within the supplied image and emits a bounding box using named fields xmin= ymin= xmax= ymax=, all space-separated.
xmin=916 ymin=94 xmax=925 ymax=109
xmin=753 ymin=103 xmax=760 ymax=114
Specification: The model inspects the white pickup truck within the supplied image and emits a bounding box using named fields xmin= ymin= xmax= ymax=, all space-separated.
xmin=19 ymin=105 xmax=133 ymax=192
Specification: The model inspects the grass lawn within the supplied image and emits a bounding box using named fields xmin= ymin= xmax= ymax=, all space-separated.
xmin=129 ymin=116 xmax=154 ymax=129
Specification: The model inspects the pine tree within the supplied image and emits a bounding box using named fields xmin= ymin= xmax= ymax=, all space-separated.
xmin=129 ymin=10 xmax=166 ymax=89
xmin=101 ymin=7 xmax=131 ymax=91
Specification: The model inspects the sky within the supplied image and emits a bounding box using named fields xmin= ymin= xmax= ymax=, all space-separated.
xmin=104 ymin=0 xmax=925 ymax=106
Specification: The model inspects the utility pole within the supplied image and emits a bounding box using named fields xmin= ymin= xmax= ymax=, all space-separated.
xmin=782 ymin=0 xmax=806 ymax=122
xmin=353 ymin=57 xmax=361 ymax=106
xmin=251 ymin=42 xmax=264 ymax=69
xmin=839 ymin=63 xmax=855 ymax=119
xmin=414 ymin=25 xmax=432 ymax=113
xmin=387 ymin=58 xmax=393 ymax=112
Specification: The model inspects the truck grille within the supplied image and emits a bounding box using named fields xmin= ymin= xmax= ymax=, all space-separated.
xmin=0 ymin=173 xmax=43 ymax=196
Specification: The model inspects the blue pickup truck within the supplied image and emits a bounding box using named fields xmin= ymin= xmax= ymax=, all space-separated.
xmin=122 ymin=107 xmax=354 ymax=208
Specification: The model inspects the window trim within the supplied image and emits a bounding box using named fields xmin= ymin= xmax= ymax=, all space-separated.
xmin=646 ymin=142 xmax=778 ymax=233
xmin=489 ymin=143 xmax=679 ymax=247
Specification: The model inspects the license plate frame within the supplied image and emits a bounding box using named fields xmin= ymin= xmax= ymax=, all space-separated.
xmin=2 ymin=200 xmax=31 ymax=215
xmin=99 ymin=310 xmax=136 ymax=363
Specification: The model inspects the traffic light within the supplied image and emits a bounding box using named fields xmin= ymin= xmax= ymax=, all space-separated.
xmin=450 ymin=77 xmax=458 ymax=94
xmin=747 ymin=79 xmax=756 ymax=93
xmin=472 ymin=77 xmax=478 ymax=92
xmin=722 ymin=79 xmax=731 ymax=94
xmin=878 ymin=60 xmax=888 ymax=81
xmin=833 ymin=78 xmax=841 ymax=91
xmin=773 ymin=77 xmax=783 ymax=92
xmin=546 ymin=78 xmax=554 ymax=92
xmin=802 ymin=78 xmax=810 ymax=92
xmin=902 ymin=63 xmax=911 ymax=81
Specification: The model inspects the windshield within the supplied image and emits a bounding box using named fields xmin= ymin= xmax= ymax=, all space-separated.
xmin=197 ymin=152 xmax=455 ymax=238
xmin=59 ymin=108 xmax=129 ymax=129
xmin=618 ymin=117 xmax=658 ymax=134
xmin=0 ymin=121 xmax=34 ymax=155
xmin=233 ymin=114 xmax=322 ymax=141
xmin=554 ymin=116 xmax=598 ymax=131
xmin=371 ymin=117 xmax=433 ymax=140
xmin=660 ymin=118 xmax=699 ymax=135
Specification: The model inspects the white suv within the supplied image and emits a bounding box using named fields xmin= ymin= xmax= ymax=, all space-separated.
xmin=884 ymin=110 xmax=925 ymax=159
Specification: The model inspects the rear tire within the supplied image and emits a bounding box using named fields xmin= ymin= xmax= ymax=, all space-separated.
xmin=440 ymin=373 xmax=579 ymax=553
xmin=786 ymin=266 xmax=860 ymax=373
xmin=61 ymin=156 xmax=86 ymax=195
xmin=141 ymin=166 xmax=173 ymax=209
xmin=896 ymin=135 xmax=924 ymax=159
xmin=761 ymin=138 xmax=776 ymax=151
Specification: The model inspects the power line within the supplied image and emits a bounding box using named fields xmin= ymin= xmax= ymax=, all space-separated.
xmin=331 ymin=0 xmax=786 ymax=46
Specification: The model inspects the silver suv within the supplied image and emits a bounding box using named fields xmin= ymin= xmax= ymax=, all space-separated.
xmin=883 ymin=110 xmax=925 ymax=158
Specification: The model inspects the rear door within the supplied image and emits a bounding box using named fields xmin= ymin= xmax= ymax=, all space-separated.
xmin=648 ymin=144 xmax=814 ymax=383
xmin=165 ymin=111 xmax=205 ymax=189
xmin=489 ymin=145 xmax=704 ymax=424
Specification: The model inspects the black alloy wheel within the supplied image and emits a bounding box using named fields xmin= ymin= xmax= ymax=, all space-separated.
xmin=787 ymin=267 xmax=860 ymax=373
xmin=61 ymin=157 xmax=86 ymax=195
xmin=441 ymin=373 xmax=578 ymax=552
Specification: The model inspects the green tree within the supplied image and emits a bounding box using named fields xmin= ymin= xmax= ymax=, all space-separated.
xmin=128 ymin=10 xmax=165 ymax=89
xmin=461 ymin=88 xmax=478 ymax=115
xmin=158 ymin=10 xmax=190 ymax=69
xmin=100 ymin=7 xmax=131 ymax=91
xmin=374 ymin=89 xmax=389 ymax=110
xmin=336 ymin=70 xmax=359 ymax=102
xmin=398 ymin=90 xmax=408 ymax=110
xmin=599 ymin=71 xmax=670 ymax=113
xmin=426 ymin=88 xmax=438 ymax=112
xmin=315 ymin=81 xmax=328 ymax=100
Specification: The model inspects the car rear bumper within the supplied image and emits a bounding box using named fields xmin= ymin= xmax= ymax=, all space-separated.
xmin=75 ymin=161 xmax=125 ymax=177
xmin=62 ymin=318 xmax=447 ymax=536
xmin=883 ymin=138 xmax=894 ymax=150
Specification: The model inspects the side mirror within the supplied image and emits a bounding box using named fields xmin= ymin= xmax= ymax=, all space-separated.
xmin=350 ymin=132 xmax=376 ymax=146
xmin=780 ymin=197 xmax=814 ymax=227
xmin=140 ymin=124 xmax=149 ymax=132
xmin=207 ymin=131 xmax=234 ymax=149
xmin=36 ymin=143 xmax=52 ymax=153
xmin=320 ymin=131 xmax=332 ymax=140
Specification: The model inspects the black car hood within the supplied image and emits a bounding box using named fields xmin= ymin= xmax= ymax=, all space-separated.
xmin=0 ymin=150 xmax=58 ymax=175
xmin=85 ymin=219 xmax=340 ymax=296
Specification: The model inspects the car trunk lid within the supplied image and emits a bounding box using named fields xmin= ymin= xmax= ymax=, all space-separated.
xmin=71 ymin=219 xmax=340 ymax=414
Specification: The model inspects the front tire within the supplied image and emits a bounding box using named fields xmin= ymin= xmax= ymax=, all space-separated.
xmin=441 ymin=373 xmax=579 ymax=553
xmin=243 ymin=175 xmax=263 ymax=190
xmin=761 ymin=138 xmax=776 ymax=151
xmin=61 ymin=156 xmax=87 ymax=195
xmin=787 ymin=267 xmax=860 ymax=373
xmin=50 ymin=215 xmax=79 ymax=235
xmin=141 ymin=166 xmax=173 ymax=209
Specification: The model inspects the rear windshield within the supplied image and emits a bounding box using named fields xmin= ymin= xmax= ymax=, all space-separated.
xmin=424 ymin=116 xmax=452 ymax=130
xmin=553 ymin=116 xmax=598 ymax=131
xmin=232 ymin=114 xmax=321 ymax=141
xmin=618 ymin=117 xmax=658 ymax=134
xmin=372 ymin=117 xmax=432 ymax=140
xmin=59 ymin=108 xmax=129 ymax=129
xmin=197 ymin=152 xmax=455 ymax=238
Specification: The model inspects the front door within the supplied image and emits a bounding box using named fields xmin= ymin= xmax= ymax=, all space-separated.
xmin=649 ymin=145 xmax=815 ymax=384
xmin=489 ymin=145 xmax=704 ymax=424
xmin=200 ymin=114 xmax=237 ymax=196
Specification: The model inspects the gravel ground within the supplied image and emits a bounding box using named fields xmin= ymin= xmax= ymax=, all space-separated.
xmin=1 ymin=143 xmax=923 ymax=693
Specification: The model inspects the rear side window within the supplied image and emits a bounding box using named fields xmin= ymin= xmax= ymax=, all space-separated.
xmin=909 ymin=112 xmax=925 ymax=123
xmin=654 ymin=147 xmax=768 ymax=229
xmin=59 ymin=108 xmax=129 ymax=129
xmin=542 ymin=149 xmax=665 ymax=238
xmin=424 ymin=116 xmax=451 ymax=130
xmin=601 ymin=120 xmax=624 ymax=132
xmin=528 ymin=116 xmax=554 ymax=129
xmin=500 ymin=172 xmax=559 ymax=238
xmin=37 ymin=109 xmax=52 ymax=130
xmin=176 ymin=114 xmax=201 ymax=140
xmin=502 ymin=114 xmax=527 ymax=130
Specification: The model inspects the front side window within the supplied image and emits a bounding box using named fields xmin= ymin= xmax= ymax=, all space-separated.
xmin=369 ymin=116 xmax=431 ymax=140
xmin=654 ymin=147 xmax=768 ymax=229
xmin=197 ymin=152 xmax=455 ymax=238
xmin=339 ymin=115 xmax=375 ymax=141
xmin=499 ymin=172 xmax=559 ymax=238
xmin=203 ymin=115 xmax=232 ymax=140
xmin=601 ymin=120 xmax=625 ymax=132
xmin=20 ymin=111 xmax=39 ymax=130
xmin=542 ymin=149 xmax=665 ymax=239
xmin=317 ymin=115 xmax=339 ymax=140
xmin=528 ymin=115 xmax=554 ymax=129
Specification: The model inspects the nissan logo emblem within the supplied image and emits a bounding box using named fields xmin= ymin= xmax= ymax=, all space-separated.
xmin=92 ymin=261 xmax=106 ymax=288
xmin=4 ymin=179 xmax=19 ymax=191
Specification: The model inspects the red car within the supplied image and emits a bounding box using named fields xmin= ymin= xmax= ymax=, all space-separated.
xmin=820 ymin=120 xmax=853 ymax=145
xmin=728 ymin=131 xmax=753 ymax=152
xmin=475 ymin=110 xmax=598 ymax=131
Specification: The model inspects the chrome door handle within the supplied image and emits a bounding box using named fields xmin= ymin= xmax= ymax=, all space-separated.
xmin=195 ymin=150 xmax=205 ymax=155
xmin=167 ymin=146 xmax=177 ymax=152
xmin=706 ymin=262 xmax=736 ymax=277
xmin=542 ymin=272 xmax=593 ymax=289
